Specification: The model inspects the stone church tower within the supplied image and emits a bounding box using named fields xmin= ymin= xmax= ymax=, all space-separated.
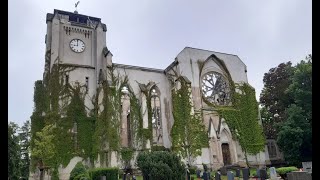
xmin=31 ymin=9 xmax=270 ymax=180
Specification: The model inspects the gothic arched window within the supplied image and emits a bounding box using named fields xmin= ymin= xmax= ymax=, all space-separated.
xmin=150 ymin=87 xmax=162 ymax=144
xmin=151 ymin=89 xmax=161 ymax=128
xmin=201 ymin=72 xmax=231 ymax=106
xmin=120 ymin=86 xmax=131 ymax=147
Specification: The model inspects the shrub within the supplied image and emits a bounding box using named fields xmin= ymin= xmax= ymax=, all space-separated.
xmin=250 ymin=168 xmax=257 ymax=177
xmin=88 ymin=167 xmax=119 ymax=180
xmin=136 ymin=151 xmax=185 ymax=180
xmin=149 ymin=162 xmax=173 ymax=180
xmin=74 ymin=173 xmax=90 ymax=180
xmin=189 ymin=166 xmax=197 ymax=174
xmin=70 ymin=162 xmax=87 ymax=180
xmin=151 ymin=145 xmax=170 ymax=152
xmin=276 ymin=166 xmax=298 ymax=175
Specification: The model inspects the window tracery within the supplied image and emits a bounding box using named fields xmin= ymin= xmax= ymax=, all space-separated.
xmin=201 ymin=72 xmax=231 ymax=105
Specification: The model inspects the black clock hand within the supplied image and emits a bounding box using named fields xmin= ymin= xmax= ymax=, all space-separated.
xmin=77 ymin=40 xmax=78 ymax=46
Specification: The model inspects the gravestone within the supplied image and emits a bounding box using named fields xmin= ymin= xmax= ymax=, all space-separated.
xmin=256 ymin=168 xmax=260 ymax=178
xmin=100 ymin=176 xmax=106 ymax=180
xmin=202 ymin=171 xmax=209 ymax=180
xmin=207 ymin=171 xmax=211 ymax=180
xmin=215 ymin=171 xmax=221 ymax=180
xmin=196 ymin=169 xmax=201 ymax=178
xmin=259 ymin=168 xmax=267 ymax=180
xmin=235 ymin=169 xmax=240 ymax=177
xmin=220 ymin=167 xmax=227 ymax=175
xmin=302 ymin=161 xmax=312 ymax=173
xmin=227 ymin=171 xmax=234 ymax=180
xmin=287 ymin=171 xmax=312 ymax=180
xmin=269 ymin=167 xmax=277 ymax=180
xmin=242 ymin=168 xmax=250 ymax=180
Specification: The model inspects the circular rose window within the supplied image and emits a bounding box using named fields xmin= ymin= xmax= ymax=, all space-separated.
xmin=201 ymin=72 xmax=231 ymax=105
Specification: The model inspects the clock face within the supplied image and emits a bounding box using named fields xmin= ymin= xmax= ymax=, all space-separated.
xmin=70 ymin=39 xmax=85 ymax=53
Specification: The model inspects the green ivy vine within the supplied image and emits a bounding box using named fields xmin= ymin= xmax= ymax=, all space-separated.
xmin=31 ymin=52 xmax=94 ymax=172
xmin=197 ymin=58 xmax=265 ymax=167
xmin=171 ymin=77 xmax=208 ymax=159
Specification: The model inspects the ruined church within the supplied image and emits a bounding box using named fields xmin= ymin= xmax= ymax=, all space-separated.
xmin=31 ymin=9 xmax=270 ymax=179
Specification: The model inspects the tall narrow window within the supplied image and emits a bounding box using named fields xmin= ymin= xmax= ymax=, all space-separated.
xmin=98 ymin=69 xmax=103 ymax=84
xmin=65 ymin=75 xmax=69 ymax=85
xmin=150 ymin=87 xmax=162 ymax=145
xmin=85 ymin=77 xmax=89 ymax=90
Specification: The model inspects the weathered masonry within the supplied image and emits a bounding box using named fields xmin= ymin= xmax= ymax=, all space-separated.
xmin=30 ymin=9 xmax=270 ymax=180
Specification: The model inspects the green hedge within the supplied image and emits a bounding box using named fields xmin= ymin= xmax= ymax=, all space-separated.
xmin=136 ymin=151 xmax=185 ymax=180
xmin=88 ymin=168 xmax=119 ymax=180
xmin=276 ymin=166 xmax=298 ymax=175
xmin=74 ymin=173 xmax=90 ymax=180
xmin=70 ymin=162 xmax=87 ymax=180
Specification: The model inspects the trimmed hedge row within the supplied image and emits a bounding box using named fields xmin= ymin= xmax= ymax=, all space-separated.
xmin=88 ymin=168 xmax=119 ymax=180
xmin=276 ymin=166 xmax=298 ymax=175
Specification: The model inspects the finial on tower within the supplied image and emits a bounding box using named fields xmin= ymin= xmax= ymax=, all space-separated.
xmin=74 ymin=1 xmax=80 ymax=14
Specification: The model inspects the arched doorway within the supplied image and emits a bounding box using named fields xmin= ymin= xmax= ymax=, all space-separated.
xmin=221 ymin=143 xmax=231 ymax=165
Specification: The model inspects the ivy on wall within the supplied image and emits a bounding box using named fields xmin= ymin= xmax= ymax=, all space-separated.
xmin=30 ymin=80 xmax=46 ymax=171
xmin=128 ymin=89 xmax=146 ymax=147
xmin=171 ymin=77 xmax=208 ymax=159
xmin=139 ymin=84 xmax=153 ymax=147
xmin=31 ymin=53 xmax=94 ymax=172
xmin=92 ymin=66 xmax=122 ymax=166
xmin=120 ymin=147 xmax=134 ymax=165
xmin=216 ymin=83 xmax=266 ymax=166
xmin=92 ymin=66 xmax=147 ymax=166
xmin=197 ymin=58 xmax=265 ymax=166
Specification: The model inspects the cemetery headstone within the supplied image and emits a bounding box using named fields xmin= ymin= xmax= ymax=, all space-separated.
xmin=220 ymin=167 xmax=227 ymax=175
xmin=302 ymin=161 xmax=312 ymax=173
xmin=269 ymin=167 xmax=277 ymax=180
xmin=287 ymin=171 xmax=312 ymax=180
xmin=202 ymin=171 xmax=209 ymax=180
xmin=196 ymin=169 xmax=201 ymax=178
xmin=215 ymin=171 xmax=221 ymax=180
xmin=259 ymin=168 xmax=267 ymax=180
xmin=235 ymin=169 xmax=241 ymax=177
xmin=242 ymin=168 xmax=250 ymax=180
xmin=256 ymin=168 xmax=260 ymax=178
xmin=100 ymin=176 xmax=106 ymax=180
xmin=227 ymin=171 xmax=234 ymax=180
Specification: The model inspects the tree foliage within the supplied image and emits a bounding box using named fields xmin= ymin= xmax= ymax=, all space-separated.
xmin=8 ymin=122 xmax=21 ymax=180
xmin=19 ymin=120 xmax=31 ymax=179
xmin=276 ymin=56 xmax=312 ymax=165
xmin=31 ymin=124 xmax=57 ymax=169
xmin=276 ymin=105 xmax=310 ymax=165
xmin=260 ymin=54 xmax=312 ymax=165
xmin=259 ymin=62 xmax=294 ymax=139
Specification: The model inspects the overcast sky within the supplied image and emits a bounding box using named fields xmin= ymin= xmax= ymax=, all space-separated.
xmin=9 ymin=0 xmax=312 ymax=126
